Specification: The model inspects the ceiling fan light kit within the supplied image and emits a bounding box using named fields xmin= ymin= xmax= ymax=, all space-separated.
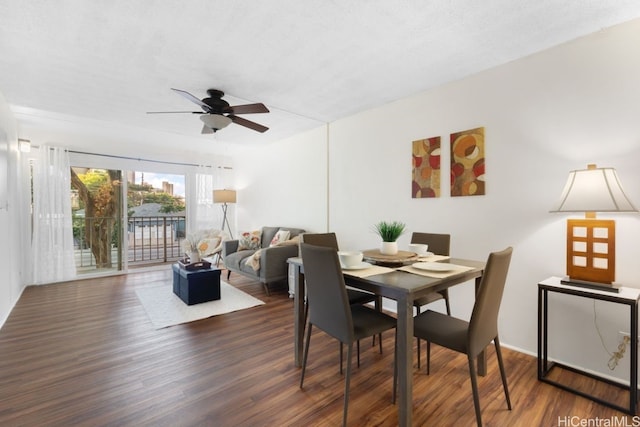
xmin=149 ymin=88 xmax=270 ymax=134
xmin=200 ymin=114 xmax=232 ymax=132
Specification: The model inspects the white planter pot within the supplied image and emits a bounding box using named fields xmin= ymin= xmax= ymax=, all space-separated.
xmin=380 ymin=241 xmax=398 ymax=255
xmin=189 ymin=251 xmax=201 ymax=263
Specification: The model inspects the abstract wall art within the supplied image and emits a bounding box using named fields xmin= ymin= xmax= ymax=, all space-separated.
xmin=450 ymin=127 xmax=485 ymax=197
xmin=412 ymin=136 xmax=441 ymax=198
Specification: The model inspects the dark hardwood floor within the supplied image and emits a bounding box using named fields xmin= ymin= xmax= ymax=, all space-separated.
xmin=0 ymin=268 xmax=634 ymax=426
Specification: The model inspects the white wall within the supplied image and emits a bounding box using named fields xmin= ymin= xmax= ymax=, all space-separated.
xmin=0 ymin=93 xmax=26 ymax=326
xmin=233 ymin=125 xmax=328 ymax=234
xmin=237 ymin=19 xmax=640 ymax=382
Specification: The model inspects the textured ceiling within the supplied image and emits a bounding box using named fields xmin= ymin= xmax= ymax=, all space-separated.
xmin=1 ymin=0 xmax=640 ymax=147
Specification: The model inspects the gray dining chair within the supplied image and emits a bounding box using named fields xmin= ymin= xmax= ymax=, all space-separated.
xmin=413 ymin=246 xmax=513 ymax=427
xmin=301 ymin=232 xmax=384 ymax=363
xmin=411 ymin=232 xmax=451 ymax=368
xmin=299 ymin=243 xmax=398 ymax=427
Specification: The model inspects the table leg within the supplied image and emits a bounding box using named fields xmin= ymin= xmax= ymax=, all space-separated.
xmin=537 ymin=286 xmax=548 ymax=378
xmin=291 ymin=263 xmax=305 ymax=368
xmin=630 ymin=301 xmax=638 ymax=413
xmin=396 ymin=295 xmax=413 ymax=427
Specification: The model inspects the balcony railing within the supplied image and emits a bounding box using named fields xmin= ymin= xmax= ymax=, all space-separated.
xmin=127 ymin=216 xmax=186 ymax=264
xmin=73 ymin=215 xmax=187 ymax=270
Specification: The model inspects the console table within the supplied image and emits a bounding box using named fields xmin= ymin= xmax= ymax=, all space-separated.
xmin=538 ymin=276 xmax=640 ymax=414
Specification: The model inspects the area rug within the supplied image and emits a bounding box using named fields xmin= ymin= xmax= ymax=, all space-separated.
xmin=135 ymin=281 xmax=265 ymax=329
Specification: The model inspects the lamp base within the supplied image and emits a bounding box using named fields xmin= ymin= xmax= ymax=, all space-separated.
xmin=560 ymin=277 xmax=620 ymax=293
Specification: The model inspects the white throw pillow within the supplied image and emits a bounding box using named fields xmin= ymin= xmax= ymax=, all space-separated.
xmin=270 ymin=230 xmax=291 ymax=247
xmin=197 ymin=237 xmax=221 ymax=256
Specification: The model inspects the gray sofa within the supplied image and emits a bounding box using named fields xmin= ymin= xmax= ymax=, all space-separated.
xmin=222 ymin=226 xmax=305 ymax=295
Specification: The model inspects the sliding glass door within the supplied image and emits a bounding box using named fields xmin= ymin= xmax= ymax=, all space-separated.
xmin=70 ymin=167 xmax=186 ymax=275
xmin=71 ymin=167 xmax=124 ymax=274
xmin=126 ymin=171 xmax=185 ymax=267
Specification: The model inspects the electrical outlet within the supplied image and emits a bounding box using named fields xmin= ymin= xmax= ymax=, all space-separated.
xmin=618 ymin=331 xmax=639 ymax=344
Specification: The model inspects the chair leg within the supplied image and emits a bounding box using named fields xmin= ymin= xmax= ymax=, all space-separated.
xmin=416 ymin=305 xmax=422 ymax=368
xmin=263 ymin=283 xmax=271 ymax=296
xmin=372 ymin=333 xmax=382 ymax=348
xmin=300 ymin=323 xmax=313 ymax=388
xmin=442 ymin=290 xmax=451 ymax=316
xmin=343 ymin=343 xmax=353 ymax=427
xmin=226 ymin=270 xmax=231 ymax=280
xmin=357 ymin=340 xmax=360 ymax=367
xmin=467 ymin=355 xmax=483 ymax=427
xmin=372 ymin=296 xmax=383 ymax=347
xmin=494 ymin=337 xmax=512 ymax=410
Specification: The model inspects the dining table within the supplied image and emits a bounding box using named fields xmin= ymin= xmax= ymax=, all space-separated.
xmin=287 ymin=253 xmax=486 ymax=427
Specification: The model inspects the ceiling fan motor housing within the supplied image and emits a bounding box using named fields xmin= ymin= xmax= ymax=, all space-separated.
xmin=202 ymin=89 xmax=231 ymax=114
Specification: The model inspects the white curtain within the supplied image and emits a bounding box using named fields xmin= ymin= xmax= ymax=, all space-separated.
xmin=186 ymin=166 xmax=225 ymax=234
xmin=32 ymin=145 xmax=76 ymax=284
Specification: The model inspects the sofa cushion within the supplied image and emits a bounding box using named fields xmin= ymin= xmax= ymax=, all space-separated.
xmin=261 ymin=226 xmax=305 ymax=249
xmin=260 ymin=227 xmax=280 ymax=249
xmin=224 ymin=249 xmax=257 ymax=272
xmin=282 ymin=227 xmax=305 ymax=239
xmin=238 ymin=230 xmax=262 ymax=250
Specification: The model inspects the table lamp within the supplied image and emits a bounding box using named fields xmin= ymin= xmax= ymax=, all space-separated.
xmin=550 ymin=164 xmax=637 ymax=292
xmin=213 ymin=189 xmax=236 ymax=239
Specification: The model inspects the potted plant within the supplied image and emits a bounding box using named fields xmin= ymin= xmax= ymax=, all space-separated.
xmin=373 ymin=220 xmax=406 ymax=255
xmin=181 ymin=233 xmax=201 ymax=262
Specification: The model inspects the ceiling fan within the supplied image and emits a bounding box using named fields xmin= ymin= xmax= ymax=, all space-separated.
xmin=148 ymin=88 xmax=270 ymax=133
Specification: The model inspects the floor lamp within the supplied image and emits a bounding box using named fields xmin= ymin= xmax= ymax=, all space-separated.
xmin=550 ymin=164 xmax=637 ymax=292
xmin=213 ymin=189 xmax=236 ymax=239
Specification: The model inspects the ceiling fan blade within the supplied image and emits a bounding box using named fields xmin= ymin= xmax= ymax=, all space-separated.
xmin=146 ymin=111 xmax=201 ymax=114
xmin=230 ymin=115 xmax=269 ymax=133
xmin=171 ymin=88 xmax=212 ymax=113
xmin=230 ymin=103 xmax=270 ymax=114
xmin=201 ymin=124 xmax=214 ymax=134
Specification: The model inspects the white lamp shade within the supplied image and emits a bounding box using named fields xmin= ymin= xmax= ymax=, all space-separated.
xmin=550 ymin=166 xmax=637 ymax=213
xmin=200 ymin=114 xmax=232 ymax=131
xmin=213 ymin=189 xmax=236 ymax=204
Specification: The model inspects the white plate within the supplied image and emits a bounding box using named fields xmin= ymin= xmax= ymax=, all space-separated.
xmin=341 ymin=261 xmax=373 ymax=270
xmin=412 ymin=262 xmax=455 ymax=272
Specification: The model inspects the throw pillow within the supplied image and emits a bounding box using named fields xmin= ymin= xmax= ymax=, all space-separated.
xmin=269 ymin=229 xmax=291 ymax=247
xmin=238 ymin=230 xmax=262 ymax=250
xmin=197 ymin=237 xmax=221 ymax=257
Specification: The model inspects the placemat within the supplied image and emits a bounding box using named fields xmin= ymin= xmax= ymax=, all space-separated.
xmin=398 ymin=263 xmax=474 ymax=279
xmin=416 ymin=254 xmax=450 ymax=262
xmin=343 ymin=265 xmax=395 ymax=278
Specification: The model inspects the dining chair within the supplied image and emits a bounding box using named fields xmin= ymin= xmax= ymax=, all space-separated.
xmin=411 ymin=232 xmax=451 ymax=368
xmin=299 ymin=243 xmax=398 ymax=427
xmin=301 ymin=232 xmax=384 ymax=364
xmin=413 ymin=246 xmax=513 ymax=427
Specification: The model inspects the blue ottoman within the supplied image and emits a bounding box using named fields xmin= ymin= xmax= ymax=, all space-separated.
xmin=172 ymin=264 xmax=221 ymax=305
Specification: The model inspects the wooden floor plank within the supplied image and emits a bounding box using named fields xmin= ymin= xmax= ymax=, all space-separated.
xmin=0 ymin=268 xmax=635 ymax=426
